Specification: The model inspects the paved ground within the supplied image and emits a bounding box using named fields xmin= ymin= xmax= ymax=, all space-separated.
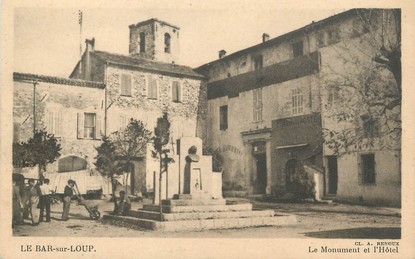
xmin=13 ymin=198 xmax=401 ymax=238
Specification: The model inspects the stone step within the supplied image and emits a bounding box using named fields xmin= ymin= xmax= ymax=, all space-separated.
xmin=161 ymin=198 xmax=226 ymax=206
xmin=127 ymin=209 xmax=274 ymax=221
xmin=142 ymin=203 xmax=253 ymax=213
xmin=103 ymin=213 xmax=297 ymax=231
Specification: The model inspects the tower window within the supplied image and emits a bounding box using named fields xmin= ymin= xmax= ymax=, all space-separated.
xmin=164 ymin=33 xmax=171 ymax=53
xmin=140 ymin=32 xmax=146 ymax=53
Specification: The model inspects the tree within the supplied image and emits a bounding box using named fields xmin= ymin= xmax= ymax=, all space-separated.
xmin=13 ymin=130 xmax=61 ymax=180
xmin=94 ymin=136 xmax=125 ymax=211
xmin=111 ymin=119 xmax=152 ymax=195
xmin=152 ymin=113 xmax=174 ymax=216
xmin=322 ymin=9 xmax=401 ymax=155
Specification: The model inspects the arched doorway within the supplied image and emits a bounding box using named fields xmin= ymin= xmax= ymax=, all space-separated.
xmin=58 ymin=156 xmax=87 ymax=172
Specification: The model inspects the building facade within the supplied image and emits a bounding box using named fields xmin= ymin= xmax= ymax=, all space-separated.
xmin=68 ymin=19 xmax=207 ymax=195
xmin=196 ymin=9 xmax=401 ymax=206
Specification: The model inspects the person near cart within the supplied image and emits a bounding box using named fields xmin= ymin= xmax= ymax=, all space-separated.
xmin=61 ymin=180 xmax=76 ymax=221
xmin=12 ymin=177 xmax=23 ymax=227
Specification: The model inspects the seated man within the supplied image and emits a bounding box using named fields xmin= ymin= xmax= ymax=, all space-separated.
xmin=115 ymin=191 xmax=131 ymax=215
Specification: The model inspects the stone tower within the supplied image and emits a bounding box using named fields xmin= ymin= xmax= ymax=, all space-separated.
xmin=128 ymin=18 xmax=180 ymax=64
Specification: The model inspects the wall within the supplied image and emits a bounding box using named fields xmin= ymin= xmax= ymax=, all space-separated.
xmin=206 ymin=73 xmax=320 ymax=193
xmin=13 ymin=80 xmax=105 ymax=172
xmin=105 ymin=65 xmax=205 ymax=192
xmin=336 ymin=151 xmax=401 ymax=206
xmin=129 ymin=23 xmax=155 ymax=60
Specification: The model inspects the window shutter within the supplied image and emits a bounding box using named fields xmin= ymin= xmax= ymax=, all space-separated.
xmin=77 ymin=112 xmax=84 ymax=139
xmin=121 ymin=74 xmax=132 ymax=96
xmin=95 ymin=114 xmax=102 ymax=140
xmin=177 ymin=82 xmax=181 ymax=102
xmin=154 ymin=79 xmax=158 ymax=99
xmin=58 ymin=110 xmax=63 ymax=136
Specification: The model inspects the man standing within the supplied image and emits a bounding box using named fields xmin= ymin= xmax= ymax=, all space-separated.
xmin=115 ymin=191 xmax=131 ymax=215
xmin=39 ymin=178 xmax=52 ymax=222
xmin=12 ymin=177 xmax=23 ymax=227
xmin=28 ymin=179 xmax=41 ymax=226
xmin=62 ymin=180 xmax=75 ymax=221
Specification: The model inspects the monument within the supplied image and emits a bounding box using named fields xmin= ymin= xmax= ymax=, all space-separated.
xmin=103 ymin=137 xmax=297 ymax=231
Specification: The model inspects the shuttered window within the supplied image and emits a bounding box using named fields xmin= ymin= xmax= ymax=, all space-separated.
xmin=46 ymin=110 xmax=62 ymax=137
xmin=121 ymin=74 xmax=132 ymax=96
xmin=253 ymin=88 xmax=263 ymax=122
xmin=291 ymin=88 xmax=303 ymax=115
xmin=172 ymin=81 xmax=181 ymax=102
xmin=147 ymin=76 xmax=158 ymax=99
xmin=77 ymin=113 xmax=101 ymax=140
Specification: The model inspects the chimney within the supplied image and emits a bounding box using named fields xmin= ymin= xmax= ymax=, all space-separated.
xmin=84 ymin=38 xmax=95 ymax=81
xmin=262 ymin=33 xmax=270 ymax=43
xmin=85 ymin=38 xmax=95 ymax=52
xmin=219 ymin=49 xmax=227 ymax=59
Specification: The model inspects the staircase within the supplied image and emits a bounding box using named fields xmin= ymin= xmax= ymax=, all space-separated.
xmin=103 ymin=194 xmax=297 ymax=231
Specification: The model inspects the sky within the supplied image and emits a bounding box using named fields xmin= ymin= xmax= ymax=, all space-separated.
xmin=14 ymin=4 xmax=346 ymax=78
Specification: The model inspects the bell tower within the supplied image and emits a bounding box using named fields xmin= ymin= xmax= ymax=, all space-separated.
xmin=129 ymin=18 xmax=180 ymax=64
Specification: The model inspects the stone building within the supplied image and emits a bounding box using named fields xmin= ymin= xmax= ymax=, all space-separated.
xmin=196 ymin=9 xmax=401 ymax=206
xmin=68 ymin=18 xmax=206 ymax=195
xmin=13 ymin=73 xmax=109 ymax=193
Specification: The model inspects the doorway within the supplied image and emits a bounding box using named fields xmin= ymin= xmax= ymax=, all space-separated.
xmin=327 ymin=156 xmax=338 ymax=194
xmin=255 ymin=154 xmax=267 ymax=194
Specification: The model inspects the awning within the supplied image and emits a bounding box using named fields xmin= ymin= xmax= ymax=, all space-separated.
xmin=275 ymin=143 xmax=308 ymax=149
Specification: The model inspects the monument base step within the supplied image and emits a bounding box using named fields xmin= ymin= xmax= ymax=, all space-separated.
xmin=161 ymin=198 xmax=226 ymax=206
xmin=127 ymin=209 xmax=274 ymax=221
xmin=103 ymin=214 xmax=297 ymax=231
xmin=143 ymin=203 xmax=252 ymax=213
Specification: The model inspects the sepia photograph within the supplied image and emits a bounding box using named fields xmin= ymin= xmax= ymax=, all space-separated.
xmin=1 ymin=0 xmax=414 ymax=258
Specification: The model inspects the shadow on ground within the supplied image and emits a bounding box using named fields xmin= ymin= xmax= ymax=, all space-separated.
xmin=303 ymin=227 xmax=401 ymax=239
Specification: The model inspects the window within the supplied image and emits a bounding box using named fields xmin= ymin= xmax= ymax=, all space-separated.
xmin=254 ymin=55 xmax=263 ymax=70
xmin=147 ymin=76 xmax=158 ymax=99
xmin=327 ymin=27 xmax=341 ymax=44
xmin=46 ymin=110 xmax=62 ymax=136
xmin=291 ymin=88 xmax=303 ymax=115
xmin=360 ymin=154 xmax=376 ymax=184
xmin=121 ymin=74 xmax=132 ymax=96
xmin=219 ymin=105 xmax=228 ymax=130
xmin=140 ymin=32 xmax=146 ymax=53
xmin=317 ymin=31 xmax=325 ymax=48
xmin=84 ymin=113 xmax=96 ymax=139
xmin=253 ymin=88 xmax=263 ymax=122
xmin=77 ymin=112 xmax=101 ymax=140
xmin=292 ymin=41 xmax=303 ymax=57
xmin=172 ymin=81 xmax=181 ymax=102
xmin=164 ymin=33 xmax=171 ymax=53
xmin=361 ymin=115 xmax=379 ymax=138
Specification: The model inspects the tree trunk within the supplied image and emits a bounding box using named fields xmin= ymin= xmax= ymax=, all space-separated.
xmin=110 ymin=174 xmax=117 ymax=212
xmin=38 ymin=165 xmax=43 ymax=183
xmin=159 ymin=155 xmax=163 ymax=220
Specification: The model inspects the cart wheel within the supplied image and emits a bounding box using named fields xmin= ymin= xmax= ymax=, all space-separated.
xmin=90 ymin=210 xmax=101 ymax=220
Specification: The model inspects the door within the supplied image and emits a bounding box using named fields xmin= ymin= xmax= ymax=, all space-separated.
xmin=327 ymin=156 xmax=338 ymax=194
xmin=255 ymin=154 xmax=267 ymax=194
